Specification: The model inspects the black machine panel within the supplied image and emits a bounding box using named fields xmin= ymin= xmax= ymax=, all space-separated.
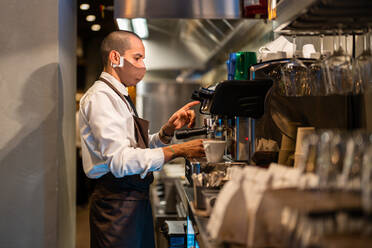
xmin=209 ymin=79 xmax=273 ymax=118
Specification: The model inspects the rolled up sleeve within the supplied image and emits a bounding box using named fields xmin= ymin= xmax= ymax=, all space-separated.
xmin=149 ymin=132 xmax=170 ymax=148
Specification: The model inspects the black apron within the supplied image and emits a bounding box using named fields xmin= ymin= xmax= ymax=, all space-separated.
xmin=90 ymin=77 xmax=155 ymax=248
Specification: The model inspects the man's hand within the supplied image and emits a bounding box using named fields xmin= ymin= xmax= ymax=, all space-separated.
xmin=161 ymin=101 xmax=200 ymax=136
xmin=162 ymin=139 xmax=205 ymax=162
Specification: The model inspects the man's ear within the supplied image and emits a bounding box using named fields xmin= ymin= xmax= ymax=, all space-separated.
xmin=109 ymin=50 xmax=122 ymax=68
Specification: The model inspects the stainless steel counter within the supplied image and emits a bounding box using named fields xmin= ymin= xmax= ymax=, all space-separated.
xmin=174 ymin=179 xmax=245 ymax=248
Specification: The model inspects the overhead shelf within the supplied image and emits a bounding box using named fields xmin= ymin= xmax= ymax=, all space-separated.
xmin=273 ymin=0 xmax=372 ymax=35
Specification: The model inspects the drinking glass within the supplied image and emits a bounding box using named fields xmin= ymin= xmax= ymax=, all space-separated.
xmin=341 ymin=132 xmax=369 ymax=191
xmin=316 ymin=131 xmax=333 ymax=189
xmin=316 ymin=131 xmax=348 ymax=190
xmin=280 ymin=35 xmax=309 ymax=96
xmin=362 ymin=143 xmax=372 ymax=235
xmin=322 ymin=29 xmax=353 ymax=95
xmin=298 ymin=133 xmax=319 ymax=174
xmin=329 ymin=132 xmax=348 ymax=188
xmin=354 ymin=29 xmax=372 ymax=93
xmin=362 ymin=144 xmax=372 ymax=215
xmin=309 ymin=34 xmax=327 ymax=96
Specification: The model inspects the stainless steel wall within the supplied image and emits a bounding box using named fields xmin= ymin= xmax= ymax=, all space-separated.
xmin=0 ymin=0 xmax=76 ymax=247
xmin=137 ymin=81 xmax=203 ymax=133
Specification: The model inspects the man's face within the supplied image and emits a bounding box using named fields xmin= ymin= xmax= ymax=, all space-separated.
xmin=124 ymin=37 xmax=146 ymax=70
xmin=113 ymin=36 xmax=146 ymax=87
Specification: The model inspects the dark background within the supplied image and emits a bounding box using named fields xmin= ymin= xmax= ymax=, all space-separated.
xmin=77 ymin=0 xmax=116 ymax=91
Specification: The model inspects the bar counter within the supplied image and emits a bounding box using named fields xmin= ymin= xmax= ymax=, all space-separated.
xmin=174 ymin=179 xmax=245 ymax=248
xmin=170 ymin=178 xmax=372 ymax=248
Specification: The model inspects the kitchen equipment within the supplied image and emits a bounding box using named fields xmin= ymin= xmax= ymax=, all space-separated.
xmin=161 ymin=220 xmax=187 ymax=247
xmin=177 ymin=79 xmax=273 ymax=162
xmin=235 ymin=52 xmax=257 ymax=80
xmin=185 ymin=158 xmax=246 ymax=186
xmin=249 ymin=58 xmax=363 ymax=154
xmin=241 ymin=0 xmax=268 ymax=19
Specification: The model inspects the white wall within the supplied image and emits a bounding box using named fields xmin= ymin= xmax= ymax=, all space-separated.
xmin=0 ymin=0 xmax=76 ymax=247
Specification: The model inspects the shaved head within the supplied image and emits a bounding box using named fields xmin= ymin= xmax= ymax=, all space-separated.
xmin=100 ymin=31 xmax=142 ymax=66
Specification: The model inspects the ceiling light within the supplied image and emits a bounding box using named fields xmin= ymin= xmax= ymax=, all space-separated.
xmin=131 ymin=18 xmax=149 ymax=39
xmin=91 ymin=24 xmax=101 ymax=31
xmin=86 ymin=15 xmax=96 ymax=22
xmin=116 ymin=18 xmax=132 ymax=31
xmin=80 ymin=3 xmax=90 ymax=10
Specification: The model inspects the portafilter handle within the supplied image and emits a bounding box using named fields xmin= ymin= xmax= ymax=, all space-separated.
xmin=175 ymin=127 xmax=208 ymax=139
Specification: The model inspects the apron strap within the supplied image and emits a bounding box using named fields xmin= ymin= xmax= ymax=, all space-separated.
xmin=98 ymin=77 xmax=137 ymax=116
xmin=123 ymin=94 xmax=139 ymax=117
xmin=98 ymin=76 xmax=149 ymax=148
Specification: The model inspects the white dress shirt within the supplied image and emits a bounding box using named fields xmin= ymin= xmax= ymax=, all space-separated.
xmin=79 ymin=72 xmax=166 ymax=179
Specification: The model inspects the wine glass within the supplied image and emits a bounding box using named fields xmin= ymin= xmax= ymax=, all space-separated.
xmin=308 ymin=34 xmax=327 ymax=96
xmin=322 ymin=28 xmax=353 ymax=95
xmin=354 ymin=29 xmax=372 ymax=93
xmin=280 ymin=35 xmax=309 ymax=96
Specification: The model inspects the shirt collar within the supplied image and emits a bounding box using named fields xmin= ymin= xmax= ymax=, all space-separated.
xmin=99 ymin=72 xmax=129 ymax=96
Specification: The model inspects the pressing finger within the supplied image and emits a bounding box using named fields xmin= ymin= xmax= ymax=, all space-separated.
xmin=168 ymin=112 xmax=179 ymax=124
xmin=181 ymin=101 xmax=200 ymax=110
xmin=187 ymin=110 xmax=196 ymax=128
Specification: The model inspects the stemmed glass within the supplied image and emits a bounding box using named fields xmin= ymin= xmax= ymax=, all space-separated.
xmin=354 ymin=29 xmax=372 ymax=93
xmin=322 ymin=28 xmax=353 ymax=95
xmin=280 ymin=35 xmax=309 ymax=96
xmin=308 ymin=34 xmax=327 ymax=96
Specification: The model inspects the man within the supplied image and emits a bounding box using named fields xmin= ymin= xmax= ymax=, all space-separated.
xmin=79 ymin=30 xmax=205 ymax=248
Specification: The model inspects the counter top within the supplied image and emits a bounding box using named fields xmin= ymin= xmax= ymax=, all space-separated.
xmin=174 ymin=179 xmax=370 ymax=248
xmin=174 ymin=179 xmax=244 ymax=248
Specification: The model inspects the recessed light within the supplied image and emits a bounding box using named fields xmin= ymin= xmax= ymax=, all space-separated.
xmin=131 ymin=18 xmax=149 ymax=39
xmin=116 ymin=18 xmax=132 ymax=31
xmin=86 ymin=15 xmax=96 ymax=22
xmin=80 ymin=3 xmax=90 ymax=10
xmin=91 ymin=24 xmax=101 ymax=31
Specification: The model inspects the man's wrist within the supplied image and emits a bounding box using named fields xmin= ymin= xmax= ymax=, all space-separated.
xmin=162 ymin=144 xmax=184 ymax=162
xmin=162 ymin=124 xmax=175 ymax=136
xmin=159 ymin=127 xmax=173 ymax=144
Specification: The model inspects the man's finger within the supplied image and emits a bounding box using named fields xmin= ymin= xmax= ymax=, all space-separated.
xmin=181 ymin=109 xmax=188 ymax=118
xmin=181 ymin=101 xmax=200 ymax=110
xmin=168 ymin=113 xmax=178 ymax=124
xmin=188 ymin=110 xmax=196 ymax=128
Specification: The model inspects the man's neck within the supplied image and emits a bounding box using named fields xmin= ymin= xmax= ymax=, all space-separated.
xmin=103 ymin=66 xmax=122 ymax=84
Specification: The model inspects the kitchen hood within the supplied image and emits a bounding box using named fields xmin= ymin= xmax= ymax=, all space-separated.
xmin=114 ymin=0 xmax=241 ymax=19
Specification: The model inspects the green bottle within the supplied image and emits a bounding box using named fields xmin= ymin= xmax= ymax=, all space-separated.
xmin=234 ymin=52 xmax=257 ymax=80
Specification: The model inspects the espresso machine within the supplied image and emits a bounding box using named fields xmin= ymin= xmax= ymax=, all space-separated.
xmin=175 ymin=79 xmax=273 ymax=185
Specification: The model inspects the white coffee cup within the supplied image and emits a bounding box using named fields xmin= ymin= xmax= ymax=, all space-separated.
xmin=203 ymin=140 xmax=226 ymax=163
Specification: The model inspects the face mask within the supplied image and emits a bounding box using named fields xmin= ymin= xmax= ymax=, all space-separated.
xmin=112 ymin=56 xmax=146 ymax=86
